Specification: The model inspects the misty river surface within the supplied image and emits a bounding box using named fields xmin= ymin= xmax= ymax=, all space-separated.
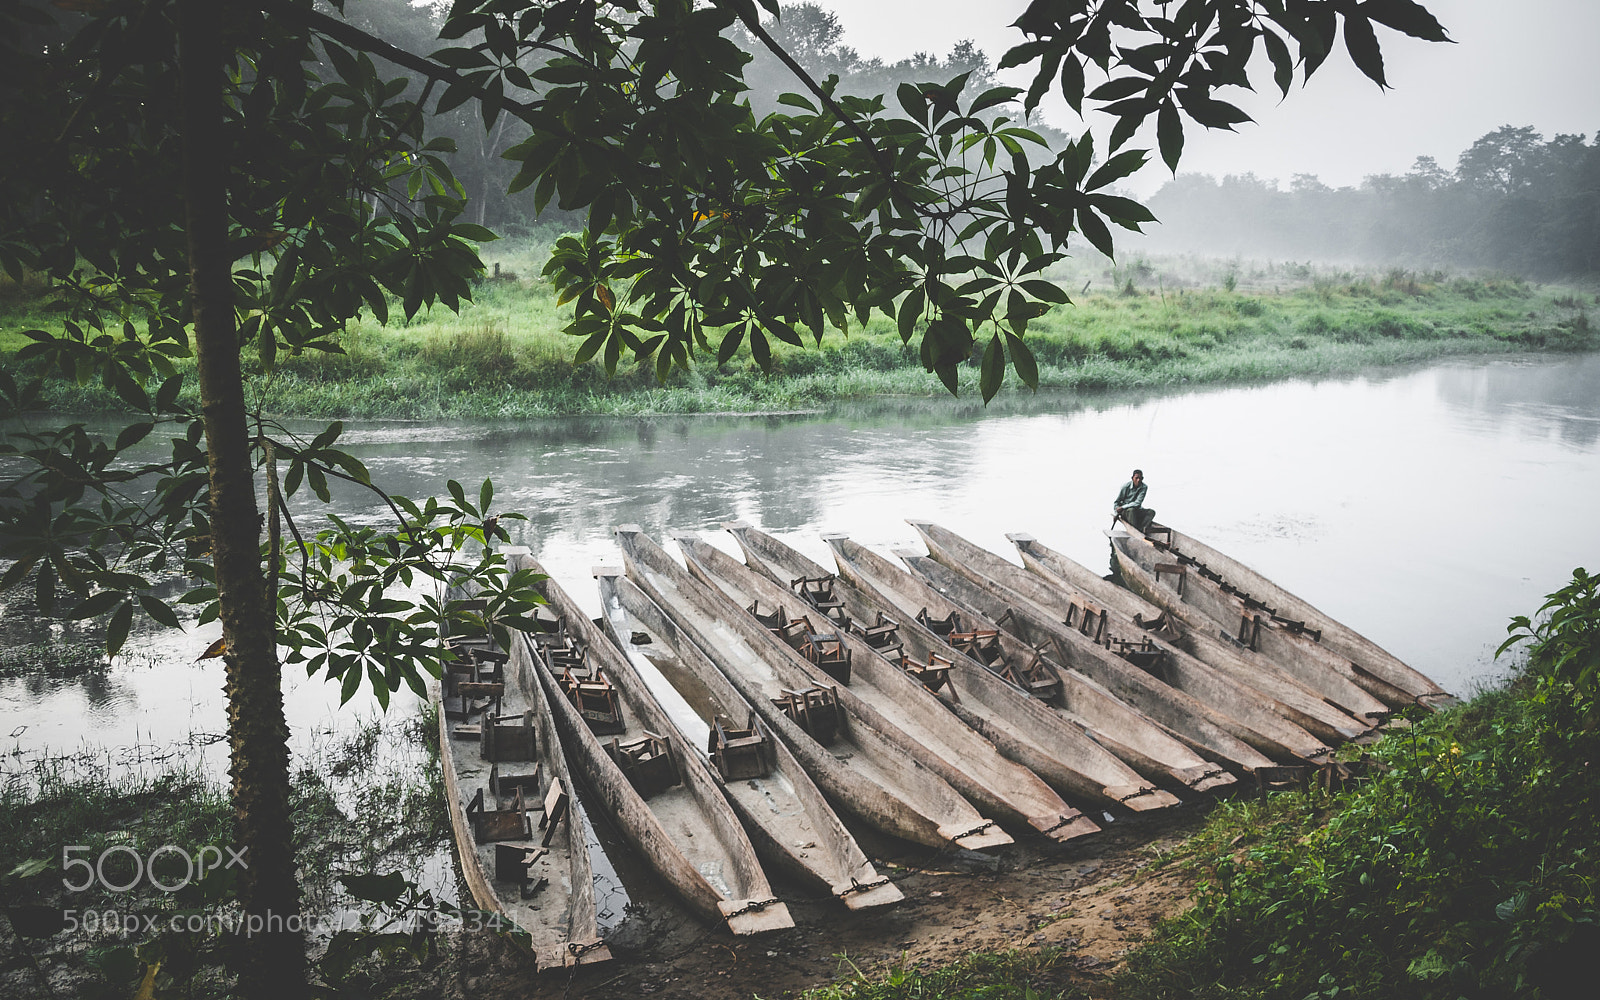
xmin=4 ymin=352 xmax=1600 ymax=780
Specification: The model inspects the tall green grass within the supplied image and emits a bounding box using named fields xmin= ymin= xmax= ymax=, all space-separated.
xmin=4 ymin=261 xmax=1594 ymax=419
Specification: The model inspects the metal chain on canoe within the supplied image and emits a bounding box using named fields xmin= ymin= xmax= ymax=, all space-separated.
xmin=725 ymin=897 xmax=781 ymax=918
xmin=567 ymin=939 xmax=606 ymax=958
xmin=1039 ymin=814 xmax=1083 ymax=835
xmin=835 ymin=876 xmax=892 ymax=899
xmin=1117 ymin=786 xmax=1160 ymax=803
xmin=1195 ymin=767 xmax=1227 ymax=785
xmin=951 ymin=820 xmax=996 ymax=841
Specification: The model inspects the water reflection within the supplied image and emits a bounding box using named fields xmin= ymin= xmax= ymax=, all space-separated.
xmin=1433 ymin=356 xmax=1600 ymax=449
xmin=3 ymin=353 xmax=1599 ymax=771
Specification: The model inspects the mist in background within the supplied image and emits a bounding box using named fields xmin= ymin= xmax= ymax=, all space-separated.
xmin=343 ymin=0 xmax=1596 ymax=278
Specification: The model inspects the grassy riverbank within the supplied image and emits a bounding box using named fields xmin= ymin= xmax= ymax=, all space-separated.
xmin=3 ymin=253 xmax=1594 ymax=419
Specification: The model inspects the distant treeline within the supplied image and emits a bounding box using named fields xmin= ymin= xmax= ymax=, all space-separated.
xmin=333 ymin=0 xmax=1036 ymax=236
xmin=1140 ymin=126 xmax=1600 ymax=278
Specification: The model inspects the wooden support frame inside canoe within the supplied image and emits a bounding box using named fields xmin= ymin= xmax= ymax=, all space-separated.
xmin=901 ymin=651 xmax=961 ymax=703
xmin=916 ymin=606 xmax=962 ymax=638
xmin=493 ymin=843 xmax=548 ymax=888
xmin=542 ymin=636 xmax=590 ymax=680
xmin=1063 ymin=600 xmax=1110 ymax=645
xmin=489 ymin=762 xmax=541 ymax=799
xmin=1108 ymin=636 xmax=1164 ymax=671
xmin=770 ymin=686 xmax=840 ymax=745
xmin=996 ymin=638 xmax=1062 ymax=702
xmin=771 ymin=613 xmax=811 ymax=648
xmin=538 ymin=776 xmax=569 ymax=848
xmin=1152 ymin=562 xmax=1187 ymax=596
xmin=561 ymin=666 xmax=626 ymax=735
xmin=443 ymin=664 xmax=504 ymax=720
xmin=467 ymin=785 xmax=529 ymax=842
xmin=790 ymin=574 xmax=847 ymax=622
xmin=747 ymin=599 xmax=787 ymax=630
xmin=481 ymin=709 xmax=537 ymax=762
xmin=708 ymin=713 xmax=773 ymax=781
xmin=948 ymin=626 xmax=1003 ymax=666
xmin=799 ymin=629 xmax=852 ymax=685
xmin=848 ymin=609 xmax=901 ymax=649
xmin=605 ymin=731 xmax=680 ymax=798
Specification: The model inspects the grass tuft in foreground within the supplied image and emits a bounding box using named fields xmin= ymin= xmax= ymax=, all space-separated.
xmin=801 ymin=949 xmax=1085 ymax=1000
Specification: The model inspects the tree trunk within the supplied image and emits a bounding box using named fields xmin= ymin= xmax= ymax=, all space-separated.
xmin=178 ymin=1 xmax=307 ymax=995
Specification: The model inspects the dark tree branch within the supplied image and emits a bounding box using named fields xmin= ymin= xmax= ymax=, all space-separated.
xmin=715 ymin=0 xmax=899 ymax=188
xmin=256 ymin=0 xmax=546 ymax=129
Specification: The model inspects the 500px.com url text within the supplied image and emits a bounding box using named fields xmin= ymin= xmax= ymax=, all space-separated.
xmin=61 ymin=908 xmax=521 ymax=937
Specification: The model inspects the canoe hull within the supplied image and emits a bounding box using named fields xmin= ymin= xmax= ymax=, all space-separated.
xmin=596 ymin=569 xmax=902 ymax=910
xmin=437 ymin=568 xmax=610 ymax=970
xmin=519 ymin=554 xmax=792 ymax=935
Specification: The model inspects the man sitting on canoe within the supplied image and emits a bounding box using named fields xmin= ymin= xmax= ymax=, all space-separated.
xmin=1113 ymin=469 xmax=1156 ymax=533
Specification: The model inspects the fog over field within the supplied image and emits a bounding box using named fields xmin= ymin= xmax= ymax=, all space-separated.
xmin=769 ymin=1 xmax=1599 ymax=276
xmin=803 ymin=0 xmax=1600 ymax=197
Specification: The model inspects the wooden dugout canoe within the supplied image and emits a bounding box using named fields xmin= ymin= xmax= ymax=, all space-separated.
xmin=595 ymin=569 xmax=902 ymax=909
xmin=517 ymin=553 xmax=792 ymax=935
xmin=908 ymin=521 xmax=1336 ymax=765
xmin=724 ymin=522 xmax=1179 ymax=813
xmin=677 ymin=533 xmax=1099 ymax=842
xmin=1109 ymin=518 xmax=1453 ymax=711
xmin=823 ymin=533 xmax=1234 ymax=795
xmin=1113 ymin=518 xmax=1452 ymax=707
xmin=436 ymin=584 xmax=611 ymax=970
xmin=896 ymin=545 xmax=1275 ymax=774
xmin=1008 ymin=531 xmax=1385 ymax=737
xmin=614 ymin=524 xmax=1013 ymax=852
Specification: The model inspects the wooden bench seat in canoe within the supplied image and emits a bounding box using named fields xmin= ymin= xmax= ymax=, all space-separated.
xmin=708 ymin=713 xmax=773 ymax=781
xmin=1064 ymin=600 xmax=1110 ymax=645
xmin=770 ymin=686 xmax=840 ymax=744
xmin=748 ymin=600 xmax=788 ymax=630
xmin=916 ymin=607 xmax=962 ymax=638
xmin=1108 ymin=636 xmax=1165 ymax=671
xmin=766 ymin=612 xmax=853 ymax=684
xmin=847 ymin=610 xmax=901 ymax=649
xmin=948 ymin=627 xmax=1002 ymax=666
xmin=791 ymin=575 xmax=849 ymax=623
xmin=558 ymin=662 xmax=626 ymax=735
xmin=442 ymin=665 xmax=504 ymax=721
xmin=897 ymin=650 xmax=960 ymax=702
xmin=605 ymin=732 xmax=679 ymax=798
xmin=467 ymin=784 xmax=529 ymax=842
xmin=481 ymin=709 xmax=537 ymax=762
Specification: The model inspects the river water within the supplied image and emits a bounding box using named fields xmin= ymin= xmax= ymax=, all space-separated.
xmin=4 ymin=352 xmax=1599 ymax=777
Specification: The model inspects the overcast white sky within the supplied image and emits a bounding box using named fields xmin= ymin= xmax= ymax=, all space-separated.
xmin=801 ymin=0 xmax=1600 ymax=195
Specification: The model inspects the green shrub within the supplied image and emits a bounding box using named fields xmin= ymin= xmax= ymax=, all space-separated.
xmin=1118 ymin=572 xmax=1600 ymax=1000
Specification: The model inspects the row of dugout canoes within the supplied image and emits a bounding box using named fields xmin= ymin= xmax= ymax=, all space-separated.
xmin=435 ymin=516 xmax=1455 ymax=972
